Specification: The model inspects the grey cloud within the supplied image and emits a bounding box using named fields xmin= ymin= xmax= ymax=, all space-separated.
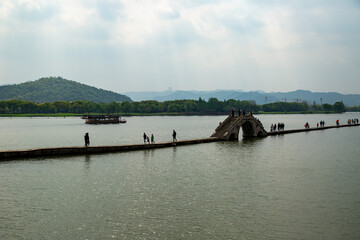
xmin=15 ymin=3 xmax=59 ymax=22
xmin=1 ymin=0 xmax=360 ymax=93
xmin=292 ymin=8 xmax=360 ymax=35
xmin=245 ymin=0 xmax=346 ymax=9
xmin=181 ymin=0 xmax=222 ymax=8
xmin=279 ymin=4 xmax=360 ymax=49
xmin=76 ymin=24 xmax=111 ymax=42
xmin=220 ymin=16 xmax=263 ymax=34
xmin=158 ymin=9 xmax=180 ymax=20
xmin=149 ymin=21 xmax=202 ymax=45
xmin=96 ymin=0 xmax=123 ymax=21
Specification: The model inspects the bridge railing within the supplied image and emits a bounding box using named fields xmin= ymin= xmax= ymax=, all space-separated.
xmin=213 ymin=115 xmax=234 ymax=132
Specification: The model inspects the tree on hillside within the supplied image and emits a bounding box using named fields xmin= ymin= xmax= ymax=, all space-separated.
xmin=120 ymin=101 xmax=132 ymax=114
xmin=322 ymin=103 xmax=333 ymax=111
xmin=333 ymin=101 xmax=346 ymax=113
xmin=0 ymin=77 xmax=132 ymax=103
xmin=208 ymin=98 xmax=223 ymax=112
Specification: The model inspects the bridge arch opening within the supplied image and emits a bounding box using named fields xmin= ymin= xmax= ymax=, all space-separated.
xmin=257 ymin=131 xmax=265 ymax=137
xmin=241 ymin=121 xmax=255 ymax=137
xmin=229 ymin=133 xmax=237 ymax=140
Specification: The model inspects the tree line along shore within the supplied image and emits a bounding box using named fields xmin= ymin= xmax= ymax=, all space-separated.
xmin=0 ymin=98 xmax=356 ymax=116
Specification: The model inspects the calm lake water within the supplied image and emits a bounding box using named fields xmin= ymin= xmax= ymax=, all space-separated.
xmin=0 ymin=113 xmax=359 ymax=239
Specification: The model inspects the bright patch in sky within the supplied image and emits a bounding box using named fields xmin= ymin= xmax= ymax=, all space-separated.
xmin=0 ymin=0 xmax=359 ymax=93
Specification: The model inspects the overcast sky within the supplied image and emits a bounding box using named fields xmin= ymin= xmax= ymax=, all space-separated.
xmin=0 ymin=0 xmax=359 ymax=94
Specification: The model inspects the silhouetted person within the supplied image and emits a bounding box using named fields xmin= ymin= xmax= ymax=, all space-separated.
xmin=172 ymin=130 xmax=177 ymax=141
xmin=84 ymin=133 xmax=90 ymax=147
xmin=143 ymin=133 xmax=147 ymax=143
xmin=231 ymin=108 xmax=234 ymax=117
xmin=151 ymin=134 xmax=155 ymax=143
xmin=238 ymin=109 xmax=241 ymax=116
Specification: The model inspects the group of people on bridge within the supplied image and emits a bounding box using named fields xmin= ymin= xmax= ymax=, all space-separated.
xmin=231 ymin=108 xmax=252 ymax=117
xmin=143 ymin=133 xmax=155 ymax=144
xmin=83 ymin=130 xmax=178 ymax=147
xmin=270 ymin=123 xmax=285 ymax=132
xmin=142 ymin=130 xmax=177 ymax=144
xmin=348 ymin=118 xmax=359 ymax=125
xmin=317 ymin=120 xmax=326 ymax=128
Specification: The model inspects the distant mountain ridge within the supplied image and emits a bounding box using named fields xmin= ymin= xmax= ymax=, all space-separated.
xmin=1 ymin=77 xmax=358 ymax=106
xmin=0 ymin=77 xmax=132 ymax=103
xmin=124 ymin=89 xmax=360 ymax=106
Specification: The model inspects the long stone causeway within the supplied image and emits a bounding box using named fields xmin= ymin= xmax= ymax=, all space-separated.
xmin=0 ymin=115 xmax=359 ymax=161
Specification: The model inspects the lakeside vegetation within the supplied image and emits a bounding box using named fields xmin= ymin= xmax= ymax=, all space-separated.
xmin=0 ymin=98 xmax=352 ymax=116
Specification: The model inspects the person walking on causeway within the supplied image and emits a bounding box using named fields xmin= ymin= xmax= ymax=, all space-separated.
xmin=143 ymin=133 xmax=147 ymax=143
xmin=84 ymin=133 xmax=90 ymax=147
xmin=151 ymin=134 xmax=155 ymax=143
xmin=172 ymin=130 xmax=177 ymax=142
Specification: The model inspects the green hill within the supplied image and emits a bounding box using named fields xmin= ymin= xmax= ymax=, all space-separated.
xmin=0 ymin=77 xmax=132 ymax=103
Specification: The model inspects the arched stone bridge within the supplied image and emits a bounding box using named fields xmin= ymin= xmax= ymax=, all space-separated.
xmin=211 ymin=115 xmax=268 ymax=140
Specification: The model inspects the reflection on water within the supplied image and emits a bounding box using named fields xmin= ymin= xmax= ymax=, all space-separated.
xmin=142 ymin=149 xmax=155 ymax=162
xmin=0 ymin=114 xmax=359 ymax=239
xmin=84 ymin=155 xmax=91 ymax=171
xmin=172 ymin=146 xmax=177 ymax=160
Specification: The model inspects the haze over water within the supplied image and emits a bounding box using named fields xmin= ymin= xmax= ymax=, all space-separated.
xmin=0 ymin=113 xmax=359 ymax=239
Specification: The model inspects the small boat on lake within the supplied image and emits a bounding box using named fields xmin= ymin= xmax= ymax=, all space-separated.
xmin=81 ymin=115 xmax=126 ymax=124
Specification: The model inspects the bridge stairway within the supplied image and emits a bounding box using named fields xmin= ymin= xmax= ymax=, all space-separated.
xmin=211 ymin=115 xmax=240 ymax=138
